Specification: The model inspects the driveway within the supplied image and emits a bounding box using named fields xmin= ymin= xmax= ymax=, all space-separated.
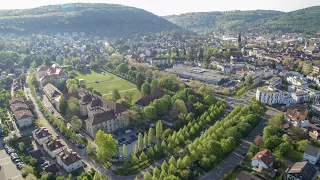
xmin=0 ymin=138 xmax=23 ymax=180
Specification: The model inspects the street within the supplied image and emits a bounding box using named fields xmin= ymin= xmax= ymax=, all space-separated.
xmin=25 ymin=86 xmax=136 ymax=180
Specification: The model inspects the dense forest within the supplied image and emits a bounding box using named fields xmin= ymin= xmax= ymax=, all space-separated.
xmin=0 ymin=3 xmax=180 ymax=37
xmin=164 ymin=6 xmax=320 ymax=34
xmin=164 ymin=10 xmax=284 ymax=32
xmin=246 ymin=6 xmax=320 ymax=34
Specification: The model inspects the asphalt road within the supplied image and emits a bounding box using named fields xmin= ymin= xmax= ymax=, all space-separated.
xmin=200 ymin=108 xmax=280 ymax=180
xmin=25 ymin=86 xmax=135 ymax=180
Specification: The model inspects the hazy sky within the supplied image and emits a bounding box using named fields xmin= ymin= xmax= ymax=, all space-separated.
xmin=1 ymin=0 xmax=319 ymax=16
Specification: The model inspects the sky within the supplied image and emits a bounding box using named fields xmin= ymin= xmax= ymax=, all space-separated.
xmin=0 ymin=0 xmax=319 ymax=16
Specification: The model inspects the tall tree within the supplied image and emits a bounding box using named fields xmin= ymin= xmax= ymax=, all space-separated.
xmin=94 ymin=130 xmax=119 ymax=162
xmin=148 ymin=128 xmax=154 ymax=144
xmin=173 ymin=99 xmax=187 ymax=114
xmin=70 ymin=115 xmax=82 ymax=132
xmin=136 ymin=73 xmax=146 ymax=90
xmin=144 ymin=132 xmax=148 ymax=147
xmin=156 ymin=120 xmax=163 ymax=140
xmin=58 ymin=95 xmax=67 ymax=114
xmin=138 ymin=133 xmax=144 ymax=151
xmin=141 ymin=83 xmax=151 ymax=95
xmin=122 ymin=144 xmax=128 ymax=158
xmin=144 ymin=106 xmax=157 ymax=120
xmin=112 ymin=88 xmax=121 ymax=102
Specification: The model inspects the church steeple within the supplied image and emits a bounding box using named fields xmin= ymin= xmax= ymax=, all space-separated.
xmin=238 ymin=32 xmax=242 ymax=49
xmin=238 ymin=32 xmax=241 ymax=44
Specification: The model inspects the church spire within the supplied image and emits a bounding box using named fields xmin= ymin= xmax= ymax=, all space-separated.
xmin=238 ymin=32 xmax=241 ymax=43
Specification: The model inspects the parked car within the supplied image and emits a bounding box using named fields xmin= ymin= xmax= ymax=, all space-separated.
xmin=40 ymin=161 xmax=49 ymax=167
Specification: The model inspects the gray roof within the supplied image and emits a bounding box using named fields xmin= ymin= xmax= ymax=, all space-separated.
xmin=287 ymin=161 xmax=317 ymax=180
xmin=304 ymin=145 xmax=320 ymax=157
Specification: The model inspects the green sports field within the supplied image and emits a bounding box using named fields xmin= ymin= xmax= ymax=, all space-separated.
xmin=75 ymin=70 xmax=141 ymax=102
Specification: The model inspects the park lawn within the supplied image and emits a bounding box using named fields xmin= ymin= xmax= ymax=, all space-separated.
xmin=76 ymin=70 xmax=113 ymax=83
xmin=103 ymin=89 xmax=141 ymax=103
xmin=286 ymin=150 xmax=303 ymax=162
xmin=89 ymin=79 xmax=137 ymax=94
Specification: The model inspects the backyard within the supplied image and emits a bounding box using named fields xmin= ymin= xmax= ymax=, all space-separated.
xmin=75 ymin=70 xmax=141 ymax=102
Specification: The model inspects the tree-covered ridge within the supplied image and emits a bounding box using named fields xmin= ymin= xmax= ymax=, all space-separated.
xmin=247 ymin=6 xmax=320 ymax=34
xmin=164 ymin=10 xmax=284 ymax=30
xmin=0 ymin=3 xmax=180 ymax=37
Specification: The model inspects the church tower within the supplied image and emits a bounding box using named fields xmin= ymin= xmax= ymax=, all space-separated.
xmin=238 ymin=32 xmax=242 ymax=49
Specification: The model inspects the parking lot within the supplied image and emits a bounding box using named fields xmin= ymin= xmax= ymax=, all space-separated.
xmin=0 ymin=138 xmax=23 ymax=180
xmin=114 ymin=129 xmax=141 ymax=156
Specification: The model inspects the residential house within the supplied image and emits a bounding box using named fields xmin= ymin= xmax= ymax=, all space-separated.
xmin=135 ymin=91 xmax=165 ymax=108
xmin=33 ymin=127 xmax=52 ymax=145
xmin=10 ymin=103 xmax=29 ymax=113
xmin=43 ymin=83 xmax=62 ymax=109
xmin=303 ymin=145 xmax=320 ymax=165
xmin=236 ymin=171 xmax=262 ymax=180
xmin=251 ymin=150 xmax=275 ymax=171
xmin=285 ymin=104 xmax=309 ymax=127
xmin=9 ymin=98 xmax=24 ymax=105
xmin=43 ymin=137 xmax=65 ymax=158
xmin=56 ymin=148 xmax=82 ymax=172
xmin=286 ymin=161 xmax=317 ymax=180
xmin=14 ymin=110 xmax=34 ymax=128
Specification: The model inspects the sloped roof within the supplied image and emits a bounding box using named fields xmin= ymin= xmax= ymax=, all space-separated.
xmin=57 ymin=148 xmax=82 ymax=166
xmin=9 ymin=98 xmax=24 ymax=105
xmin=288 ymin=161 xmax=317 ymax=179
xmin=10 ymin=103 xmax=29 ymax=112
xmin=87 ymin=109 xmax=116 ymax=125
xmin=304 ymin=145 xmax=320 ymax=157
xmin=252 ymin=150 xmax=275 ymax=167
xmin=14 ymin=110 xmax=33 ymax=120
xmin=135 ymin=90 xmax=164 ymax=106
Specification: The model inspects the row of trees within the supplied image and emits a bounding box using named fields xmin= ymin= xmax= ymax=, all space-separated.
xmin=123 ymin=102 xmax=226 ymax=177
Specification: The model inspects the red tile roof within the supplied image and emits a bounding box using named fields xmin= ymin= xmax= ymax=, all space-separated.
xmin=285 ymin=104 xmax=308 ymax=121
xmin=252 ymin=150 xmax=275 ymax=167
xmin=58 ymin=148 xmax=81 ymax=166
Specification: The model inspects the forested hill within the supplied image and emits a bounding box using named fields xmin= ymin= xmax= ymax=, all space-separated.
xmin=164 ymin=10 xmax=284 ymax=31
xmin=246 ymin=6 xmax=320 ymax=34
xmin=164 ymin=6 xmax=320 ymax=34
xmin=0 ymin=3 xmax=180 ymax=37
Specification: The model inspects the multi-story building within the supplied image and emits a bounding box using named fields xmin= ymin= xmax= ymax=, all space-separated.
xmin=14 ymin=110 xmax=34 ymax=128
xmin=256 ymin=86 xmax=293 ymax=105
xmin=69 ymin=88 xmax=129 ymax=138
xmin=33 ymin=127 xmax=52 ymax=145
xmin=287 ymin=76 xmax=309 ymax=87
xmin=43 ymin=83 xmax=62 ymax=109
xmin=267 ymin=77 xmax=282 ymax=88
xmin=43 ymin=137 xmax=65 ymax=158
xmin=37 ymin=65 xmax=68 ymax=87
xmin=256 ymin=86 xmax=320 ymax=105
xmin=56 ymin=148 xmax=82 ymax=172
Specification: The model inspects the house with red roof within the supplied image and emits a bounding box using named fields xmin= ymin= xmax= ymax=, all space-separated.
xmin=285 ymin=104 xmax=309 ymax=127
xmin=251 ymin=150 xmax=275 ymax=172
xmin=56 ymin=148 xmax=82 ymax=172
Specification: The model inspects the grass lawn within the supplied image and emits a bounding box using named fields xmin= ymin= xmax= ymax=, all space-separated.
xmin=224 ymin=166 xmax=242 ymax=180
xmin=75 ymin=70 xmax=141 ymax=102
xmin=286 ymin=150 xmax=303 ymax=162
xmin=76 ymin=70 xmax=113 ymax=83
xmin=103 ymin=89 xmax=141 ymax=102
